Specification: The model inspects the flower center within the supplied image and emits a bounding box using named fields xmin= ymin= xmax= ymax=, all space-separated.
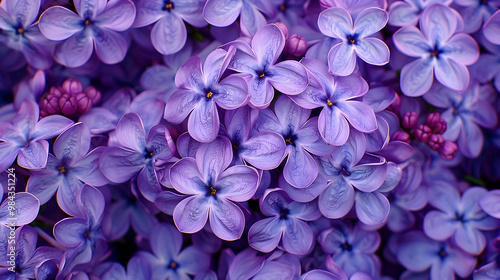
xmin=326 ymin=99 xmax=333 ymax=106
xmin=206 ymin=91 xmax=213 ymax=98
xmin=164 ymin=1 xmax=174 ymax=11
xmin=168 ymin=261 xmax=178 ymax=270
xmin=210 ymin=187 xmax=217 ymax=195
xmin=279 ymin=208 xmax=289 ymax=220
xmin=57 ymin=166 xmax=66 ymax=174
xmin=340 ymin=167 xmax=350 ymax=177
xmin=279 ymin=4 xmax=286 ymax=11
xmin=16 ymin=27 xmax=24 ymax=35
xmin=346 ymin=34 xmax=358 ymax=45
xmin=342 ymin=242 xmax=352 ymax=251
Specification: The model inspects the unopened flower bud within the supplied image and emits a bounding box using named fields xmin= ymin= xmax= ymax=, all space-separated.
xmin=59 ymin=94 xmax=78 ymax=115
xmin=84 ymin=86 xmax=101 ymax=105
xmin=426 ymin=112 xmax=447 ymax=134
xmin=274 ymin=22 xmax=289 ymax=39
xmin=388 ymin=93 xmax=400 ymax=113
xmin=427 ymin=134 xmax=444 ymax=151
xmin=438 ymin=141 xmax=458 ymax=160
xmin=286 ymin=34 xmax=307 ymax=58
xmin=45 ymin=95 xmax=60 ymax=115
xmin=62 ymin=78 xmax=83 ymax=96
xmin=414 ymin=124 xmax=432 ymax=143
xmin=392 ymin=131 xmax=410 ymax=143
xmin=76 ymin=93 xmax=92 ymax=114
xmin=402 ymin=111 xmax=418 ymax=130
xmin=49 ymin=87 xmax=63 ymax=98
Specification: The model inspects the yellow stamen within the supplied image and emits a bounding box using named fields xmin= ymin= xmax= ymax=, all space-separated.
xmin=169 ymin=261 xmax=177 ymax=269
xmin=349 ymin=39 xmax=355 ymax=44
xmin=84 ymin=19 xmax=90 ymax=25
xmin=206 ymin=91 xmax=213 ymax=98
xmin=259 ymin=73 xmax=265 ymax=78
xmin=327 ymin=99 xmax=333 ymax=106
xmin=210 ymin=187 xmax=217 ymax=195
xmin=17 ymin=27 xmax=24 ymax=34
xmin=165 ymin=3 xmax=173 ymax=9
xmin=57 ymin=166 xmax=65 ymax=174
xmin=285 ymin=138 xmax=292 ymax=145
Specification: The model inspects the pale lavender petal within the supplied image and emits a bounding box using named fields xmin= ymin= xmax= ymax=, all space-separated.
xmin=0 ymin=192 xmax=40 ymax=226
xmin=212 ymin=75 xmax=248 ymax=110
xmin=457 ymin=120 xmax=483 ymax=158
xmin=388 ymin=1 xmax=419 ymax=26
xmin=188 ymin=99 xmax=219 ymax=143
xmin=279 ymin=173 xmax=329 ymax=203
xmin=318 ymin=178 xmax=355 ymax=219
xmin=26 ymin=172 xmax=60 ymax=205
xmin=7 ymin=0 xmax=40 ymax=27
xmin=39 ymin=6 xmax=83 ymax=41
xmin=396 ymin=231 xmax=439 ymax=272
xmin=282 ymin=219 xmax=314 ymax=255
xmin=332 ymin=74 xmax=369 ymax=101
xmin=355 ymin=38 xmax=390 ymax=66
xmin=93 ymin=28 xmax=129 ymax=64
xmin=274 ymin=95 xmax=310 ymax=132
xmin=454 ymin=226 xmax=486 ymax=255
xmin=53 ymin=123 xmax=90 ymax=165
xmin=420 ymin=4 xmax=457 ymax=46
xmin=54 ymin=32 xmax=94 ymax=68
xmin=176 ymin=132 xmax=201 ymax=158
xmin=393 ymin=26 xmax=431 ymax=57
xmin=115 ymin=113 xmax=146 ymax=152
xmin=170 ymin=158 xmax=205 ymax=195
xmin=248 ymin=217 xmax=282 ymax=252
xmin=427 ymin=182 xmax=459 ymax=213
xmin=365 ymin=115 xmax=389 ymax=152
xmin=244 ymin=74 xmax=274 ymax=108
xmin=217 ymin=165 xmax=259 ymax=202
xmin=79 ymin=108 xmax=117 ymax=134
xmin=102 ymin=201 xmax=130 ymax=240
xmin=150 ymin=223 xmax=182 ymax=260
xmin=441 ymin=34 xmax=479 ymax=65
xmin=348 ymin=161 xmax=387 ymax=192
xmin=471 ymin=100 xmax=498 ymax=129
xmin=318 ymin=106 xmax=350 ymax=146
xmin=239 ymin=131 xmax=285 ymax=170
xmin=203 ymin=0 xmax=242 ymax=27
xmin=355 ymin=191 xmax=390 ymax=225
xmin=133 ymin=0 xmax=164 ymax=27
xmin=196 ymin=136 xmax=232 ymax=182
xmin=400 ymin=58 xmax=434 ymax=97
xmin=174 ymin=195 xmax=209 ymax=234
xmin=151 ymin=13 xmax=187 ymax=55
xmin=337 ymin=101 xmax=377 ymax=133
xmin=328 ymin=42 xmax=356 ymax=76
xmin=177 ymin=246 xmax=211 ymax=276
xmin=298 ymin=117 xmax=336 ymax=156
xmin=251 ymin=24 xmax=285 ymax=66
xmin=483 ymin=10 xmax=500 ymax=45
xmin=330 ymin=129 xmax=366 ymax=168
xmin=74 ymin=0 xmax=106 ymax=19
xmin=53 ymin=218 xmax=87 ymax=248
xmin=146 ymin=125 xmax=175 ymax=160
xmin=283 ymin=146 xmax=318 ymax=188
xmin=137 ymin=162 xmax=162 ymax=202
xmin=0 ymin=142 xmax=19 ymax=173
xmin=154 ymin=190 xmax=187 ymax=216
xmin=240 ymin=1 xmax=267 ymax=35
xmin=259 ymin=188 xmax=290 ymax=216
xmin=423 ymin=210 xmax=457 ymax=240
xmin=434 ymin=57 xmax=469 ymax=92
xmin=30 ymin=115 xmax=74 ymax=141
xmin=164 ymin=89 xmax=202 ymax=124
xmin=18 ymin=140 xmax=49 ymax=169
xmin=94 ymin=0 xmax=136 ymax=31
xmin=479 ymin=190 xmax=500 ymax=219
xmin=301 ymin=269 xmax=345 ymax=280
xmin=253 ymin=260 xmax=295 ymax=280
xmin=209 ymin=198 xmax=245 ymax=240
xmin=377 ymin=162 xmax=402 ymax=192
xmin=318 ymin=7 xmax=353 ymax=39
xmin=57 ymin=176 xmax=84 ymax=216
xmin=354 ymin=8 xmax=388 ymax=37
xmin=268 ymin=61 xmax=308 ymax=95
xmin=79 ymin=184 xmax=105 ymax=225
xmin=100 ymin=147 xmax=145 ymax=183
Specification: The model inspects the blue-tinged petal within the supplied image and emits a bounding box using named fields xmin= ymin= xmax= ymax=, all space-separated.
xmin=79 ymin=184 xmax=104 ymax=225
xmin=479 ymin=190 xmax=500 ymax=219
xmin=130 ymin=202 xmax=159 ymax=237
xmin=0 ymin=193 xmax=39 ymax=226
xmin=240 ymin=1 xmax=267 ymax=36
xmin=274 ymin=95 xmax=309 ymax=132
xmin=79 ymin=108 xmax=118 ymax=134
xmin=176 ymin=132 xmax=201 ymax=158
xmin=71 ymin=147 xmax=109 ymax=186
xmin=355 ymin=38 xmax=389 ymax=66
xmin=298 ymin=117 xmax=336 ymax=156
xmin=212 ymin=75 xmax=249 ymax=110
xmin=227 ymin=249 xmax=265 ymax=280
xmin=177 ymin=246 xmax=211 ymax=276
xmin=223 ymin=41 xmax=259 ymax=73
xmin=224 ymin=106 xmax=254 ymax=144
xmin=164 ymin=89 xmax=202 ymax=124
xmin=362 ymin=87 xmax=396 ymax=112
xmin=330 ymin=129 xmax=366 ymax=169
xmin=54 ymin=32 xmax=94 ymax=68
xmin=351 ymin=225 xmax=380 ymax=253
xmin=318 ymin=106 xmax=349 ymax=146
xmin=174 ymin=195 xmax=209 ymax=234
xmin=203 ymin=48 xmax=230 ymax=86
xmin=102 ymin=201 xmax=130 ymax=240
xmin=318 ymin=7 xmax=352 ymax=39
xmin=93 ymin=27 xmax=129 ymax=65
xmin=100 ymin=147 xmax=145 ymax=183
xmin=196 ymin=136 xmax=232 ymax=183
xmin=365 ymin=115 xmax=389 ymax=152
xmin=251 ymin=24 xmax=285 ymax=67
xmin=209 ymin=198 xmax=245 ymax=241
xmin=53 ymin=218 xmax=87 ymax=248
xmin=15 ymin=225 xmax=37 ymax=268
xmin=150 ymin=223 xmax=182 ymax=261
xmin=378 ymin=162 xmax=401 ymax=192
xmin=175 ymin=55 xmax=204 ymax=90
xmin=387 ymin=205 xmax=415 ymax=232
xmin=301 ymin=269 xmax=345 ymax=280
xmin=434 ymin=57 xmax=469 ymax=92
xmin=53 ymin=123 xmax=90 ymax=165
xmin=137 ymin=162 xmax=162 ymax=202
xmin=388 ymin=1 xmax=419 ymax=26
xmin=454 ymin=226 xmax=486 ymax=255
xmin=355 ymin=191 xmax=389 ymax=225
xmin=56 ymin=175 xmax=84 ymax=216
xmin=147 ymin=125 xmax=175 ymax=161
xmin=216 ymin=165 xmax=259 ymax=202
xmin=420 ymin=4 xmax=457 ymax=46
xmin=282 ymin=219 xmax=314 ymax=255
xmin=6 ymin=0 xmax=40 ymax=27
xmin=483 ymin=10 xmax=500 ymax=45
xmin=114 ymin=113 xmax=146 ymax=152
xmin=471 ymin=100 xmax=498 ymax=129
xmin=18 ymin=140 xmax=49 ymax=169
xmin=457 ymin=120 xmax=483 ymax=158
xmin=203 ymin=0 xmax=242 ymax=27
xmin=30 ymin=115 xmax=73 ymax=141
xmin=133 ymin=0 xmax=164 ymax=27
xmin=155 ymin=191 xmax=187 ymax=216
xmin=248 ymin=217 xmax=282 ymax=253
xmin=400 ymin=57 xmax=434 ymax=97
xmin=441 ymin=34 xmax=479 ymax=65
xmin=240 ymin=131 xmax=286 ymax=170
xmin=423 ymin=210 xmax=458 ymax=240
xmin=242 ymin=74 xmax=274 ymax=108
xmin=279 ymin=173 xmax=328 ymax=203
xmin=39 ymin=7 xmax=83 ymax=41
xmin=268 ymin=61 xmax=308 ymax=95
xmin=253 ymin=260 xmax=295 ymax=280
xmin=26 ymin=172 xmax=61 ymax=205
xmin=151 ymin=12 xmax=187 ymax=55
xmin=170 ymin=157 xmax=205 ymax=195
xmin=332 ymin=74 xmax=369 ymax=102
xmin=171 ymin=0 xmax=206 ymax=28
xmin=328 ymin=42 xmax=356 ymax=76
xmin=348 ymin=161 xmax=387 ymax=192
xmin=318 ymin=177 xmax=355 ymax=219
xmin=427 ymin=181 xmax=459 ymax=213
xmin=284 ymin=146 xmax=318 ymax=188
xmin=94 ymin=0 xmax=136 ymax=31
xmin=288 ymin=200 xmax=321 ymax=221
xmin=0 ymin=142 xmax=20 ymax=173
xmin=74 ymin=0 xmax=106 ymax=19
xmin=259 ymin=188 xmax=291 ymax=216
xmin=337 ymin=101 xmax=377 ymax=133
xmin=354 ymin=7 xmax=388 ymax=37
xmin=188 ymin=99 xmax=219 ymax=143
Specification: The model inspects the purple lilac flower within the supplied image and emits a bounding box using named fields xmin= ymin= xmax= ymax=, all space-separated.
xmin=318 ymin=220 xmax=381 ymax=277
xmin=253 ymin=95 xmax=335 ymax=188
xmin=222 ymin=23 xmax=308 ymax=108
xmin=397 ymin=230 xmax=477 ymax=279
xmin=248 ymin=189 xmax=320 ymax=254
xmin=27 ymin=123 xmax=108 ymax=216
xmin=100 ymin=113 xmax=176 ymax=202
xmin=135 ymin=223 xmax=211 ymax=280
xmin=484 ymin=10 xmax=500 ymax=45
xmin=317 ymin=6 xmax=389 ymax=76
xmin=223 ymin=106 xmax=287 ymax=170
xmin=39 ymin=0 xmax=136 ymax=67
xmin=134 ymin=0 xmax=207 ymax=55
xmin=423 ymin=183 xmax=499 ymax=255
xmin=226 ymin=248 xmax=299 ymax=279
xmin=0 ymin=99 xmax=73 ymax=171
xmin=164 ymin=48 xmax=248 ymax=143
xmin=454 ymin=0 xmax=500 ymax=33
xmin=292 ymin=58 xmax=377 ymax=146
xmin=388 ymin=0 xmax=452 ymax=27
xmin=169 ymin=136 xmax=259 ymax=240
xmin=392 ymin=4 xmax=479 ymax=96
xmin=0 ymin=0 xmax=54 ymax=69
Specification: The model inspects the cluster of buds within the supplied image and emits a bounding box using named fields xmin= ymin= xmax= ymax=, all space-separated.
xmin=39 ymin=78 xmax=101 ymax=119
xmin=275 ymin=22 xmax=307 ymax=59
xmin=393 ymin=111 xmax=458 ymax=160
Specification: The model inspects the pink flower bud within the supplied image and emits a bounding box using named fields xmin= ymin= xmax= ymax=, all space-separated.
xmin=402 ymin=111 xmax=418 ymax=130
xmin=59 ymin=93 xmax=78 ymax=115
xmin=62 ymin=78 xmax=83 ymax=96
xmin=76 ymin=93 xmax=92 ymax=114
xmin=49 ymin=87 xmax=63 ymax=98
xmin=274 ymin=22 xmax=289 ymax=39
xmin=426 ymin=112 xmax=447 ymax=134
xmin=388 ymin=93 xmax=400 ymax=113
xmin=438 ymin=141 xmax=458 ymax=160
xmin=286 ymin=34 xmax=307 ymax=58
xmin=392 ymin=131 xmax=410 ymax=144
xmin=84 ymin=86 xmax=101 ymax=105
xmin=427 ymin=134 xmax=444 ymax=151
xmin=414 ymin=124 xmax=432 ymax=143
xmin=45 ymin=95 xmax=60 ymax=115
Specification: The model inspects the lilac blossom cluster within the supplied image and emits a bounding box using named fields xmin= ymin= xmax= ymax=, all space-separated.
xmin=1 ymin=0 xmax=500 ymax=279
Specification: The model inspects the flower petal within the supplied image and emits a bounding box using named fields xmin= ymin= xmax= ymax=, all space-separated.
xmin=354 ymin=7 xmax=388 ymax=37
xmin=330 ymin=129 xmax=366 ymax=169
xmin=196 ymin=136 xmax=232 ymax=182
xmin=74 ymin=0 xmax=106 ymax=19
xmin=318 ymin=177 xmax=355 ymax=219
xmin=251 ymin=24 xmax=285 ymax=66
xmin=137 ymin=162 xmax=162 ymax=202
xmin=268 ymin=61 xmax=309 ymax=95
xmin=94 ymin=0 xmax=136 ymax=31
xmin=18 ymin=140 xmax=49 ymax=169
xmin=393 ymin=25 xmax=430 ymax=57
xmin=150 ymin=223 xmax=182 ymax=261
xmin=164 ymin=89 xmax=202 ymax=124
xmin=115 ymin=113 xmax=146 ymax=152
xmin=248 ymin=217 xmax=282 ymax=253
xmin=337 ymin=101 xmax=377 ymax=133
xmin=26 ymin=172 xmax=61 ymax=205
xmin=454 ymin=225 xmax=486 ymax=255
xmin=441 ymin=34 xmax=479 ymax=65
xmin=400 ymin=58 xmax=434 ymax=97
xmin=54 ymin=32 xmax=94 ymax=68
xmin=56 ymin=176 xmax=84 ymax=217
xmin=79 ymin=184 xmax=105 ymax=225
xmin=240 ymin=131 xmax=286 ymax=170
xmin=30 ymin=115 xmax=74 ymax=141
xmin=0 ymin=192 xmax=40 ymax=226
xmin=209 ymin=198 xmax=245 ymax=240
xmin=188 ymin=99 xmax=219 ymax=143
xmin=328 ymin=42 xmax=356 ymax=76
xmin=318 ymin=106 xmax=350 ymax=146
xmin=216 ymin=165 xmax=259 ymax=202
xmin=423 ymin=210 xmax=458 ymax=241
xmin=279 ymin=173 xmax=329 ymax=203
xmin=355 ymin=38 xmax=389 ymax=66
xmin=213 ymin=75 xmax=249 ymax=110
xmin=282 ymin=219 xmax=314 ymax=255
xmin=133 ymin=0 xmax=164 ymax=27
xmin=420 ymin=4 xmax=457 ymax=46
xmin=53 ymin=218 xmax=87 ymax=248
xmin=203 ymin=0 xmax=242 ymax=27
xmin=174 ymin=195 xmax=209 ymax=234
xmin=355 ymin=191 xmax=390 ymax=225
xmin=93 ymin=28 xmax=129 ymax=64
xmin=100 ymin=147 xmax=145 ymax=183
xmin=283 ymin=146 xmax=318 ymax=188
xmin=434 ymin=57 xmax=469 ymax=92
xmin=151 ymin=13 xmax=187 ymax=55
xmin=479 ymin=190 xmax=500 ymax=219
xmin=39 ymin=6 xmax=83 ymax=41
xmin=318 ymin=7 xmax=352 ymax=39
xmin=53 ymin=123 xmax=90 ymax=166
xmin=170 ymin=157 xmax=205 ymax=195
xmin=483 ymin=10 xmax=500 ymax=45
xmin=348 ymin=161 xmax=387 ymax=192
xmin=457 ymin=120 xmax=483 ymax=158
xmin=146 ymin=125 xmax=175 ymax=160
